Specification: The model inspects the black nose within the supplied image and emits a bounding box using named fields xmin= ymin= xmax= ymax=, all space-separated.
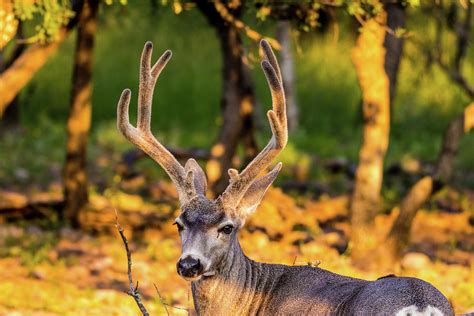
xmin=177 ymin=256 xmax=203 ymax=278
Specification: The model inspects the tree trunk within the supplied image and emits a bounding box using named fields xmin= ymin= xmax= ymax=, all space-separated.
xmin=0 ymin=24 xmax=26 ymax=130
xmin=0 ymin=0 xmax=82 ymax=119
xmin=377 ymin=3 xmax=472 ymax=267
xmin=276 ymin=20 xmax=298 ymax=131
xmin=1 ymin=97 xmax=20 ymax=128
xmin=197 ymin=1 xmax=257 ymax=196
xmin=383 ymin=1 xmax=405 ymax=103
xmin=382 ymin=102 xmax=474 ymax=265
xmin=350 ymin=12 xmax=391 ymax=266
xmin=63 ymin=0 xmax=98 ymax=227
xmin=0 ymin=36 xmax=65 ymax=118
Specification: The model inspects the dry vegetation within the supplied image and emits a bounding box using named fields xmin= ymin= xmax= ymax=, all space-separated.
xmin=0 ymin=185 xmax=472 ymax=315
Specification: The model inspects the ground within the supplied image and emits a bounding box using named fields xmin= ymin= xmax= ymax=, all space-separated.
xmin=0 ymin=186 xmax=472 ymax=315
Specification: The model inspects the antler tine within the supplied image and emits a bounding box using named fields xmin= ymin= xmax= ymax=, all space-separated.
xmin=260 ymin=39 xmax=282 ymax=83
xmin=137 ymin=42 xmax=172 ymax=132
xmin=219 ymin=39 xmax=287 ymax=208
xmin=117 ymin=42 xmax=197 ymax=204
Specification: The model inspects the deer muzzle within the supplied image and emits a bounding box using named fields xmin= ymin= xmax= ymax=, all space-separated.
xmin=177 ymin=256 xmax=203 ymax=280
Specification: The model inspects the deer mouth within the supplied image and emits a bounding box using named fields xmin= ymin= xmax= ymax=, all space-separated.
xmin=180 ymin=268 xmax=218 ymax=282
xmin=182 ymin=275 xmax=203 ymax=282
xmin=179 ymin=269 xmax=216 ymax=282
xmin=177 ymin=268 xmax=203 ymax=281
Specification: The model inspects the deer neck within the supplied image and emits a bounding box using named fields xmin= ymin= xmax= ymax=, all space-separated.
xmin=191 ymin=241 xmax=277 ymax=315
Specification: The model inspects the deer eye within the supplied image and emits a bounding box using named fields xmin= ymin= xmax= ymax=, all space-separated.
xmin=218 ymin=225 xmax=233 ymax=235
xmin=173 ymin=222 xmax=184 ymax=232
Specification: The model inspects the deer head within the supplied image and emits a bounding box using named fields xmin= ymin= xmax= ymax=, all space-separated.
xmin=117 ymin=40 xmax=286 ymax=281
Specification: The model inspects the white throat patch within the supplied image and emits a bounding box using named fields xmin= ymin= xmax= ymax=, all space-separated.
xmin=395 ymin=305 xmax=443 ymax=316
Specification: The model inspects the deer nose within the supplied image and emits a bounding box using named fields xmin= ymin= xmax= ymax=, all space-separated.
xmin=177 ymin=256 xmax=203 ymax=278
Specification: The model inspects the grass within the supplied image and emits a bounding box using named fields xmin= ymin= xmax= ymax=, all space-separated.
xmin=1 ymin=4 xmax=474 ymax=190
xmin=0 ymin=187 xmax=472 ymax=314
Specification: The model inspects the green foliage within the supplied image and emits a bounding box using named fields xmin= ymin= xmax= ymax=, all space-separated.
xmin=11 ymin=0 xmax=128 ymax=44
xmin=13 ymin=0 xmax=75 ymax=43
xmin=252 ymin=1 xmax=323 ymax=32
xmin=0 ymin=229 xmax=59 ymax=270
xmin=0 ymin=116 xmax=66 ymax=188
xmin=104 ymin=0 xmax=127 ymax=5
xmin=2 ymin=4 xmax=473 ymax=192
xmin=346 ymin=0 xmax=383 ymax=20
xmin=404 ymin=0 xmax=420 ymax=8
xmin=253 ymin=0 xmax=384 ymax=32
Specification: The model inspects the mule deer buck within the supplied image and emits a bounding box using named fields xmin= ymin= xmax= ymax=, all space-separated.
xmin=117 ymin=41 xmax=453 ymax=315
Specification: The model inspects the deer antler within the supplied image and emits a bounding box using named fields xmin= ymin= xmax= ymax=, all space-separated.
xmin=117 ymin=42 xmax=203 ymax=205
xmin=219 ymin=39 xmax=287 ymax=209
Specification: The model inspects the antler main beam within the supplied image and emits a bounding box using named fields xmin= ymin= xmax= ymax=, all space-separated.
xmin=220 ymin=40 xmax=287 ymax=208
xmin=117 ymin=40 xmax=286 ymax=207
xmin=117 ymin=42 xmax=197 ymax=204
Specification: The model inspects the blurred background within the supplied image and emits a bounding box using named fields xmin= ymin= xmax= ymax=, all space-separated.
xmin=0 ymin=0 xmax=473 ymax=314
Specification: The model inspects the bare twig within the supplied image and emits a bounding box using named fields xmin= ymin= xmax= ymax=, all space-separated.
xmin=153 ymin=283 xmax=173 ymax=316
xmin=115 ymin=209 xmax=191 ymax=315
xmin=153 ymin=285 xmax=189 ymax=313
xmin=115 ymin=209 xmax=150 ymax=316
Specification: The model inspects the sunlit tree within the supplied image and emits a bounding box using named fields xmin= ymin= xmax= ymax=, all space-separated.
xmin=0 ymin=0 xmax=75 ymax=118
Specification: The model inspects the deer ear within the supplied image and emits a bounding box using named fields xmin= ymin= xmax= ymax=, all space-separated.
xmin=185 ymin=159 xmax=207 ymax=195
xmin=237 ymin=163 xmax=282 ymax=217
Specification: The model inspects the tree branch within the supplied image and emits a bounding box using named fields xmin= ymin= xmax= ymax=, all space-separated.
xmin=0 ymin=0 xmax=83 ymax=118
xmin=384 ymin=102 xmax=474 ymax=263
xmin=214 ymin=0 xmax=280 ymax=50
xmin=454 ymin=2 xmax=471 ymax=71
xmin=433 ymin=2 xmax=474 ymax=98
